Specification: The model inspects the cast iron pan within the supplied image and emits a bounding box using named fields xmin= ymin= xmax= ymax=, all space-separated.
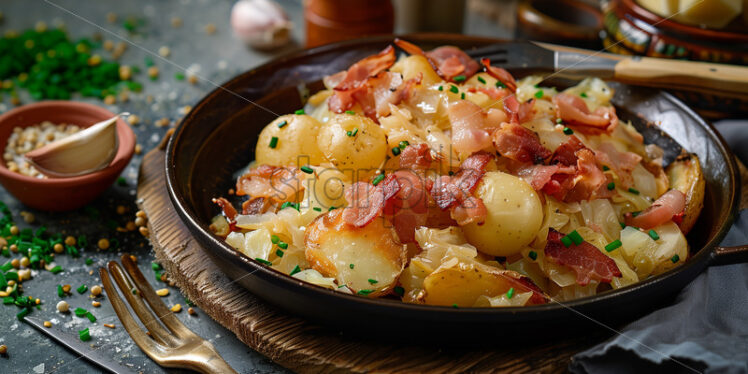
xmin=166 ymin=34 xmax=748 ymax=340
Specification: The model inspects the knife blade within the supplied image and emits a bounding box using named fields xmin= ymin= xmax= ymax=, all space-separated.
xmin=23 ymin=317 xmax=138 ymax=374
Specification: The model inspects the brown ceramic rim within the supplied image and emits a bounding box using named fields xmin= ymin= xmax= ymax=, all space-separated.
xmin=166 ymin=34 xmax=742 ymax=318
xmin=0 ymin=101 xmax=135 ymax=186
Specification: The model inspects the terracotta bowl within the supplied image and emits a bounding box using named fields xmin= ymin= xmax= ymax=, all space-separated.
xmin=603 ymin=0 xmax=748 ymax=118
xmin=0 ymin=101 xmax=135 ymax=211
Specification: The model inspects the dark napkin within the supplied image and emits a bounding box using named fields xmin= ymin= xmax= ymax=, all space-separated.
xmin=570 ymin=209 xmax=748 ymax=374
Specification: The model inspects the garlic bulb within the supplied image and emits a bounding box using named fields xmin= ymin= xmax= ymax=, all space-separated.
xmin=24 ymin=114 xmax=122 ymax=178
xmin=231 ymin=0 xmax=292 ymax=50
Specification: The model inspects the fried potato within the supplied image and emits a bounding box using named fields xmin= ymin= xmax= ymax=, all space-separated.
xmin=422 ymin=258 xmax=545 ymax=307
xmin=462 ymin=171 xmax=544 ymax=256
xmin=666 ymin=153 xmax=705 ymax=234
xmin=316 ymin=113 xmax=387 ymax=180
xmin=256 ymin=114 xmax=326 ymax=167
xmin=304 ymin=209 xmax=407 ymax=296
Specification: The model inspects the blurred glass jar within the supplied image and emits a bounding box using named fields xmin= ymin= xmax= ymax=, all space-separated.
xmin=394 ymin=0 xmax=466 ymax=33
xmin=305 ymin=0 xmax=394 ymax=48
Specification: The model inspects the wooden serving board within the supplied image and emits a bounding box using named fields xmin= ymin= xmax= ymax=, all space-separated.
xmin=137 ymin=137 xmax=748 ymax=374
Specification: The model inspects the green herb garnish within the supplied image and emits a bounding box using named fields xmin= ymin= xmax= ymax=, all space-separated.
xmin=605 ymin=240 xmax=622 ymax=252
xmin=268 ymin=136 xmax=278 ymax=149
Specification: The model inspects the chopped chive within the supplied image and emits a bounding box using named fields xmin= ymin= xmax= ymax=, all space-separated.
xmin=534 ymin=90 xmax=543 ymax=99
xmin=620 ymin=222 xmax=626 ymax=229
xmin=438 ymin=86 xmax=443 ymax=91
xmin=391 ymin=146 xmax=401 ymax=156
xmin=77 ymin=285 xmax=88 ymax=294
xmin=628 ymin=187 xmax=640 ymax=195
xmin=174 ymin=72 xmax=185 ymax=80
xmin=449 ymin=85 xmax=459 ymax=94
xmin=372 ymin=174 xmax=385 ymax=186
xmin=350 ymin=128 xmax=358 ymax=136
xmin=561 ymin=235 xmax=573 ymax=248
xmin=607 ymin=182 xmax=615 ymax=190
xmin=277 ymin=120 xmax=287 ymax=128
xmin=398 ymin=140 xmax=409 ymax=149
xmin=649 ymin=229 xmax=660 ymax=240
xmin=50 ymin=266 xmax=63 ymax=274
xmin=275 ymin=249 xmax=284 ymax=258
xmin=255 ymin=258 xmax=272 ymax=266
xmin=605 ymin=239 xmax=622 ymax=252
xmin=270 ymin=235 xmax=280 ymax=244
xmin=346 ymin=130 xmax=351 ymax=136
xmin=17 ymin=307 xmax=31 ymax=320
xmin=85 ymin=258 xmax=93 ymax=266
xmin=57 ymin=285 xmax=64 ymax=298
xmin=602 ymin=165 xmax=610 ymax=171
xmin=74 ymin=307 xmax=87 ymax=317
xmin=328 ymin=206 xmax=337 ymax=211
xmin=85 ymin=312 xmax=96 ymax=323
xmin=300 ymin=165 xmax=314 ymax=174
xmin=79 ymin=328 xmax=91 ymax=341
xmin=453 ymin=75 xmax=466 ymax=82
xmin=357 ymin=289 xmax=374 ymax=296
xmin=349 ymin=264 xmax=354 ymax=269
xmin=313 ymin=207 xmax=322 ymax=212
xmin=556 ymin=118 xmax=563 ymax=124
xmin=393 ymin=286 xmax=405 ymax=296
xmin=477 ymin=76 xmax=486 ymax=84
xmin=290 ymin=265 xmax=301 ymax=276
xmin=528 ymin=250 xmax=538 ymax=260
xmin=495 ymin=81 xmax=506 ymax=88
xmin=671 ymin=254 xmax=680 ymax=263
xmin=269 ymin=136 xmax=278 ymax=149
xmin=294 ymin=109 xmax=305 ymax=115
xmin=580 ymin=92 xmax=588 ymax=98
xmin=563 ymin=127 xmax=573 ymax=135
xmin=367 ymin=279 xmax=378 ymax=284
xmin=506 ymin=287 xmax=515 ymax=299
xmin=280 ymin=202 xmax=299 ymax=211
xmin=345 ymin=110 xmax=356 ymax=115
xmin=461 ymin=92 xmax=465 ymax=100
xmin=152 ymin=262 xmax=162 ymax=271
xmin=278 ymin=241 xmax=288 ymax=250
xmin=567 ymin=230 xmax=584 ymax=245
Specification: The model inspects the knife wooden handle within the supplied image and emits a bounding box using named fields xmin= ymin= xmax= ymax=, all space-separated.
xmin=613 ymin=57 xmax=748 ymax=100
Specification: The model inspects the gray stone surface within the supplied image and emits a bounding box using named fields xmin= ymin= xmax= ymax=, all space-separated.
xmin=0 ymin=1 xmax=510 ymax=372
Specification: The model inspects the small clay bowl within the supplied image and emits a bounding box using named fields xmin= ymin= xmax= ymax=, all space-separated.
xmin=0 ymin=101 xmax=135 ymax=211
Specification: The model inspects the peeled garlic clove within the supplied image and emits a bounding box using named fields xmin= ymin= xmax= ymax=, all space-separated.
xmin=24 ymin=114 xmax=121 ymax=178
xmin=231 ymin=0 xmax=292 ymax=50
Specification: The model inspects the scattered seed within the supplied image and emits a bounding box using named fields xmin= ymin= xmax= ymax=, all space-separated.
xmin=104 ymin=324 xmax=115 ymax=329
xmin=0 ymin=345 xmax=7 ymax=355
xmin=9 ymin=244 xmax=18 ymax=253
xmin=158 ymin=46 xmax=170 ymax=57
xmin=188 ymin=307 xmax=196 ymax=315
xmin=57 ymin=300 xmax=69 ymax=313
xmin=90 ymin=285 xmax=102 ymax=296
xmin=187 ymin=74 xmax=198 ymax=84
xmin=53 ymin=243 xmax=64 ymax=253
xmin=134 ymin=144 xmax=142 ymax=155
xmin=127 ymin=114 xmax=140 ymax=126
xmin=147 ymin=66 xmax=159 ymax=79
xmin=106 ymin=12 xmax=117 ymax=23
xmin=156 ymin=288 xmax=169 ymax=297
xmin=20 ymin=256 xmax=29 ymax=267
xmin=170 ymin=304 xmax=182 ymax=313
xmin=64 ymin=236 xmax=76 ymax=246
xmin=20 ymin=211 xmax=34 ymax=223
xmin=44 ymin=321 xmax=52 ymax=328
xmin=10 ymin=226 xmax=19 ymax=235
xmin=170 ymin=17 xmax=182 ymax=28
xmin=97 ymin=239 xmax=110 ymax=250
xmin=116 ymin=205 xmax=126 ymax=215
xmin=103 ymin=95 xmax=116 ymax=105
xmin=125 ymin=221 xmax=136 ymax=231
xmin=92 ymin=301 xmax=101 ymax=308
xmin=10 ymin=258 xmax=19 ymax=269
xmin=62 ymin=284 xmax=71 ymax=293
xmin=204 ymin=23 xmax=216 ymax=35
xmin=139 ymin=226 xmax=150 ymax=237
xmin=134 ymin=217 xmax=146 ymax=227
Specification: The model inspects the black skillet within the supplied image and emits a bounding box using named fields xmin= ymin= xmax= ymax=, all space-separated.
xmin=166 ymin=34 xmax=748 ymax=339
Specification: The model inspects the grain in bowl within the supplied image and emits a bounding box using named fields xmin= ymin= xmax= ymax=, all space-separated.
xmin=4 ymin=121 xmax=81 ymax=177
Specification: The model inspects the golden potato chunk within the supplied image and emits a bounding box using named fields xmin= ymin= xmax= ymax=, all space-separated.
xmin=256 ymin=114 xmax=326 ymax=167
xmin=316 ymin=114 xmax=387 ymax=180
xmin=666 ymin=153 xmax=705 ymax=234
xmin=462 ymin=171 xmax=544 ymax=256
xmin=304 ymin=209 xmax=407 ymax=296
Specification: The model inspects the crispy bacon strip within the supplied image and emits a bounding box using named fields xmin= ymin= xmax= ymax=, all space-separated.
xmin=212 ymin=197 xmax=238 ymax=221
xmin=624 ymin=189 xmax=686 ymax=229
xmin=342 ymin=175 xmax=400 ymax=228
xmin=550 ymin=135 xmax=586 ymax=166
xmin=492 ymin=122 xmax=551 ymax=164
xmin=544 ymin=228 xmax=622 ymax=286
xmin=394 ymin=39 xmax=479 ymax=82
xmin=328 ymin=46 xmax=397 ymax=114
xmin=594 ymin=142 xmax=642 ymax=189
xmin=235 ymin=165 xmax=304 ymax=204
xmin=553 ymin=93 xmax=618 ymax=134
xmin=241 ymin=197 xmax=271 ymax=215
xmin=385 ymin=170 xmax=430 ymax=243
xmin=502 ymin=271 xmax=549 ymax=305
xmin=449 ymin=195 xmax=487 ymax=226
xmin=480 ymin=58 xmax=517 ymax=92
xmin=503 ymin=96 xmax=534 ymax=124
xmin=562 ymin=149 xmax=608 ymax=202
xmin=399 ymin=143 xmax=434 ymax=170
xmin=448 ymin=100 xmax=494 ymax=155
xmin=428 ymin=153 xmax=493 ymax=225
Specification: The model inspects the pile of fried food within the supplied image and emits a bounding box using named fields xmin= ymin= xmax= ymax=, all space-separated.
xmin=210 ymin=39 xmax=704 ymax=308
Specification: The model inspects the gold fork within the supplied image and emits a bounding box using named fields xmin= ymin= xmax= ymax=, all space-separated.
xmin=100 ymin=254 xmax=237 ymax=374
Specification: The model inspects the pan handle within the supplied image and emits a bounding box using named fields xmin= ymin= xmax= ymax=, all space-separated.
xmin=711 ymin=245 xmax=748 ymax=266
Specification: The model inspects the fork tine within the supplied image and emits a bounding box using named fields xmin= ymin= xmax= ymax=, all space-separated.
xmin=99 ymin=265 xmax=169 ymax=362
xmin=107 ymin=260 xmax=182 ymax=347
xmin=465 ymin=43 xmax=507 ymax=59
xmin=120 ymin=254 xmax=196 ymax=340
